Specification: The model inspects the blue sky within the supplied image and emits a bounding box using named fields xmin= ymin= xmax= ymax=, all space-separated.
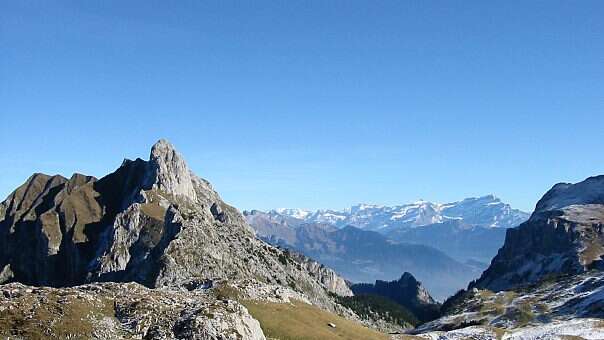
xmin=1 ymin=1 xmax=603 ymax=212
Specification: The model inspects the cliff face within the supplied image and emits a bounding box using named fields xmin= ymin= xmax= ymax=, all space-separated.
xmin=471 ymin=176 xmax=604 ymax=292
xmin=0 ymin=140 xmax=351 ymax=306
xmin=290 ymin=252 xmax=353 ymax=297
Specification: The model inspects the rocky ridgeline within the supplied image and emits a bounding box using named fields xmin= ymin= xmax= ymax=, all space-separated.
xmin=0 ymin=140 xmax=355 ymax=339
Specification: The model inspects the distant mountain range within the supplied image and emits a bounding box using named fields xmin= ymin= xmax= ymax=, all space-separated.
xmin=245 ymin=211 xmax=484 ymax=299
xmin=271 ymin=195 xmax=528 ymax=231
xmin=246 ymin=196 xmax=529 ymax=265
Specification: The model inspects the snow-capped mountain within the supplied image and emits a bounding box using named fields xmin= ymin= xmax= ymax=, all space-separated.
xmin=249 ymin=195 xmax=529 ymax=264
xmin=273 ymin=208 xmax=312 ymax=220
xmin=272 ymin=195 xmax=528 ymax=232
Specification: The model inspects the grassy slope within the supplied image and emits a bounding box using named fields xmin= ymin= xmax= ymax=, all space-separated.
xmin=243 ymin=300 xmax=389 ymax=340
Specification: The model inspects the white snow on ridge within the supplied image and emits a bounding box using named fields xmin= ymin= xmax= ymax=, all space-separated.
xmin=507 ymin=319 xmax=604 ymax=340
xmin=272 ymin=195 xmax=529 ymax=231
xmin=274 ymin=208 xmax=311 ymax=219
xmin=535 ymin=176 xmax=604 ymax=213
xmin=412 ymin=319 xmax=604 ymax=340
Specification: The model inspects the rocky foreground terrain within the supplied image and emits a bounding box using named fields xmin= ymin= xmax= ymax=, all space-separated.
xmin=0 ymin=282 xmax=265 ymax=339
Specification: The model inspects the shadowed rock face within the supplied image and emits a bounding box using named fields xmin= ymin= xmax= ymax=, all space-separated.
xmin=0 ymin=140 xmax=351 ymax=306
xmin=471 ymin=176 xmax=604 ymax=292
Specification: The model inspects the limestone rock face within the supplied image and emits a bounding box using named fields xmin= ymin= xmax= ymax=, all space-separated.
xmin=291 ymin=252 xmax=353 ymax=297
xmin=471 ymin=176 xmax=604 ymax=292
xmin=147 ymin=139 xmax=198 ymax=201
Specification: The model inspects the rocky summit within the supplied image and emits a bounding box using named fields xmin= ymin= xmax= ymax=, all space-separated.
xmin=0 ymin=139 xmax=358 ymax=339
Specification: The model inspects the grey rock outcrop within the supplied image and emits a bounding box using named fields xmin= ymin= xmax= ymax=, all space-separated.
xmin=147 ymin=139 xmax=198 ymax=201
xmin=290 ymin=252 xmax=353 ymax=297
xmin=0 ymin=282 xmax=266 ymax=340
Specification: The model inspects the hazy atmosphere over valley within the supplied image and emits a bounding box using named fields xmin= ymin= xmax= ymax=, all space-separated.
xmin=1 ymin=1 xmax=603 ymax=339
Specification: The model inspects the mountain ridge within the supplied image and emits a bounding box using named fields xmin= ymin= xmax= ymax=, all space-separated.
xmin=268 ymin=195 xmax=529 ymax=231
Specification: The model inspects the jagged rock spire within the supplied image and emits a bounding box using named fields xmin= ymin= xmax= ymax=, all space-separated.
xmin=147 ymin=139 xmax=197 ymax=201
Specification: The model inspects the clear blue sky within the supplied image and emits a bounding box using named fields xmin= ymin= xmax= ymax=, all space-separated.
xmin=1 ymin=1 xmax=603 ymax=212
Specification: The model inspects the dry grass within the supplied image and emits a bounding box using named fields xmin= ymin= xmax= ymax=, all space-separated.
xmin=140 ymin=190 xmax=168 ymax=221
xmin=140 ymin=201 xmax=167 ymax=221
xmin=0 ymin=291 xmax=115 ymax=340
xmin=243 ymin=300 xmax=389 ymax=340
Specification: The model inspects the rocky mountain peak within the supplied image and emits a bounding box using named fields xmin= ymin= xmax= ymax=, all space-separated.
xmin=147 ymin=139 xmax=197 ymax=201
xmin=398 ymin=272 xmax=418 ymax=285
xmin=393 ymin=272 xmax=436 ymax=306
